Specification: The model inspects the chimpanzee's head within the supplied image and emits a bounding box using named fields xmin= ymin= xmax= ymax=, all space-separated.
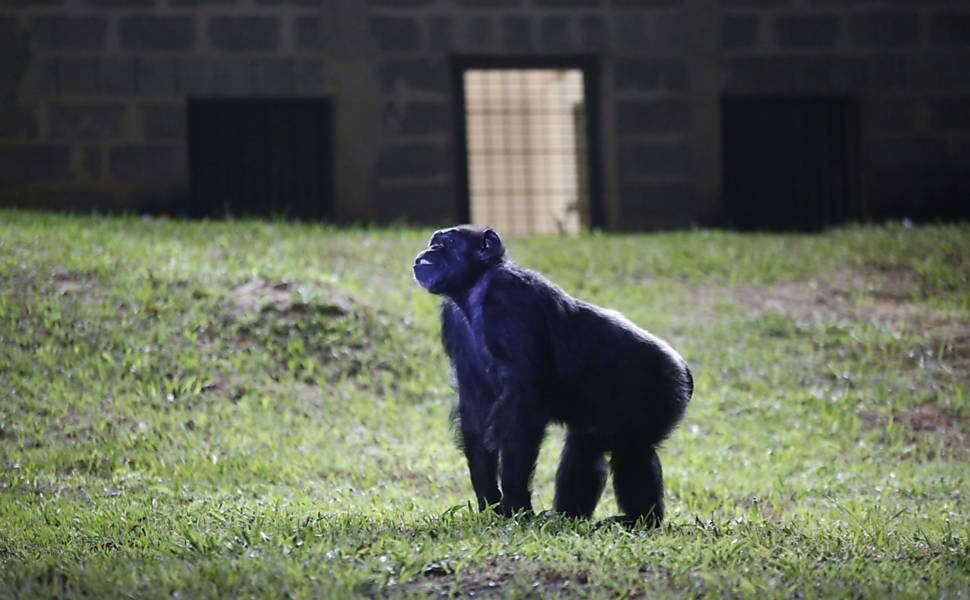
xmin=413 ymin=225 xmax=505 ymax=295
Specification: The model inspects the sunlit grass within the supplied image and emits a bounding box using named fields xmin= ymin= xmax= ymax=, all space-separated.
xmin=0 ymin=210 xmax=967 ymax=597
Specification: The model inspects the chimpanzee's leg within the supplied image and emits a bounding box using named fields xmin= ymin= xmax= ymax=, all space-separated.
xmin=610 ymin=443 xmax=664 ymax=527
xmin=497 ymin=418 xmax=545 ymax=517
xmin=553 ymin=430 xmax=607 ymax=519
xmin=455 ymin=395 xmax=501 ymax=512
xmin=462 ymin=430 xmax=501 ymax=511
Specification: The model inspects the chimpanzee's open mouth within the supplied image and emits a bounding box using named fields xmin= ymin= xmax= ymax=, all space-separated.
xmin=415 ymin=258 xmax=433 ymax=266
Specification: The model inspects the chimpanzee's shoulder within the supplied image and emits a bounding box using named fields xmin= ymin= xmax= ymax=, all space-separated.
xmin=484 ymin=264 xmax=569 ymax=314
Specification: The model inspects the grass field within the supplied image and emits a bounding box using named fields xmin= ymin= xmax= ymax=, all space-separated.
xmin=0 ymin=210 xmax=967 ymax=598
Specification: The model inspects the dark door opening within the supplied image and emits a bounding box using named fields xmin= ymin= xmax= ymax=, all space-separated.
xmin=722 ymin=95 xmax=860 ymax=231
xmin=454 ymin=57 xmax=602 ymax=234
xmin=188 ymin=98 xmax=333 ymax=220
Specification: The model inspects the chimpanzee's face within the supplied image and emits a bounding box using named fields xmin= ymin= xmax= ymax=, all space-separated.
xmin=413 ymin=226 xmax=503 ymax=295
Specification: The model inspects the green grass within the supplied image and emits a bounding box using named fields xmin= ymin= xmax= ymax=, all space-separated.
xmin=0 ymin=210 xmax=967 ymax=598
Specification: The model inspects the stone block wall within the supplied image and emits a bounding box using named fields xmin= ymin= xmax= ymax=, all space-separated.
xmin=367 ymin=0 xmax=698 ymax=228
xmin=718 ymin=0 xmax=970 ymax=221
xmin=0 ymin=0 xmax=967 ymax=227
xmin=0 ymin=0 xmax=339 ymax=214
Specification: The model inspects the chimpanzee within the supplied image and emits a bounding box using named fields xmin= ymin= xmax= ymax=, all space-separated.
xmin=413 ymin=225 xmax=692 ymax=526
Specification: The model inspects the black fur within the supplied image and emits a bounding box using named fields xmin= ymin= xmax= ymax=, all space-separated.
xmin=413 ymin=225 xmax=692 ymax=525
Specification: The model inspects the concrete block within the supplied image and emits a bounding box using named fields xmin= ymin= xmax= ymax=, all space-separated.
xmin=109 ymin=145 xmax=179 ymax=184
xmin=539 ymin=16 xmax=573 ymax=52
xmin=430 ymin=16 xmax=452 ymax=52
xmin=720 ymin=0 xmax=786 ymax=6
xmin=253 ymin=58 xmax=297 ymax=95
xmin=178 ymin=57 xmax=213 ymax=95
xmin=56 ymin=58 xmax=100 ymax=94
xmin=87 ymin=0 xmax=154 ymax=6
xmin=50 ymin=103 xmax=126 ymax=140
xmin=618 ymin=142 xmax=690 ymax=177
xmin=295 ymin=59 xmax=329 ymax=94
xmin=120 ymin=16 xmax=194 ymax=52
xmin=502 ymin=16 xmax=533 ymax=52
xmin=578 ymin=15 xmax=607 ymax=51
xmin=722 ymin=14 xmax=758 ymax=49
xmin=255 ymin=0 xmax=327 ymax=5
xmin=380 ymin=58 xmax=447 ymax=93
xmin=652 ymin=14 xmax=687 ymax=52
xmin=141 ymin=104 xmax=186 ymax=141
xmin=0 ymin=146 xmax=71 ymax=184
xmin=536 ymin=0 xmax=600 ymax=6
xmin=616 ymin=100 xmax=690 ymax=134
xmin=928 ymin=98 xmax=970 ymax=131
xmin=370 ymin=0 xmax=436 ymax=5
xmin=612 ymin=0 xmax=681 ymax=6
xmin=82 ymin=146 xmax=102 ymax=181
xmin=136 ymin=58 xmax=180 ymax=95
xmin=377 ymin=143 xmax=449 ymax=178
xmin=384 ymin=101 xmax=449 ymax=136
xmin=725 ymin=56 xmax=864 ymax=91
xmin=930 ymin=12 xmax=970 ymax=47
xmin=98 ymin=58 xmax=138 ymax=95
xmin=614 ymin=12 xmax=646 ymax=53
xmin=31 ymin=16 xmax=107 ymax=51
xmin=615 ymin=58 xmax=688 ymax=92
xmin=0 ymin=0 xmax=62 ymax=6
xmin=370 ymin=16 xmax=421 ymax=52
xmin=374 ymin=182 xmax=456 ymax=225
xmin=773 ymin=13 xmax=839 ymax=48
xmin=14 ymin=57 xmax=53 ymax=97
xmin=0 ymin=17 xmax=21 ymax=51
xmin=866 ymin=55 xmax=906 ymax=89
xmin=617 ymin=182 xmax=691 ymax=231
xmin=0 ymin=25 xmax=28 ymax=96
xmin=850 ymin=12 xmax=919 ymax=48
xmin=254 ymin=58 xmax=297 ymax=94
xmin=0 ymin=104 xmax=38 ymax=140
xmin=458 ymin=15 xmax=494 ymax=51
xmin=909 ymin=55 xmax=970 ymax=90
xmin=295 ymin=17 xmax=330 ymax=52
xmin=209 ymin=16 xmax=279 ymax=52
xmin=211 ymin=59 xmax=255 ymax=94
xmin=451 ymin=0 xmax=521 ymax=6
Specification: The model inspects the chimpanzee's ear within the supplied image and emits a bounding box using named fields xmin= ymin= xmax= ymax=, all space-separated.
xmin=480 ymin=228 xmax=504 ymax=260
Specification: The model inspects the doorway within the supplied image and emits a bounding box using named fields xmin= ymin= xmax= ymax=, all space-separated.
xmin=188 ymin=98 xmax=333 ymax=220
xmin=721 ymin=94 xmax=861 ymax=231
xmin=456 ymin=59 xmax=601 ymax=234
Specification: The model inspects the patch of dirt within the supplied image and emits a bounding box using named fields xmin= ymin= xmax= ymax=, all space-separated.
xmin=897 ymin=404 xmax=968 ymax=449
xmin=50 ymin=270 xmax=98 ymax=296
xmin=937 ymin=330 xmax=970 ymax=375
xmin=389 ymin=556 xmax=592 ymax=597
xmin=226 ymin=277 xmax=355 ymax=319
xmin=721 ymin=269 xmax=970 ymax=376
xmin=859 ymin=404 xmax=968 ymax=451
xmin=727 ymin=268 xmax=945 ymax=328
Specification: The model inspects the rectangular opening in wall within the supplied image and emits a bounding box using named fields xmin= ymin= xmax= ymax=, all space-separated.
xmin=188 ymin=98 xmax=333 ymax=220
xmin=722 ymin=94 xmax=860 ymax=231
xmin=458 ymin=65 xmax=597 ymax=234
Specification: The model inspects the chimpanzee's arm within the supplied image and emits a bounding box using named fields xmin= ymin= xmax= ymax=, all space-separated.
xmin=481 ymin=299 xmax=549 ymax=516
xmin=441 ymin=301 xmax=501 ymax=511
